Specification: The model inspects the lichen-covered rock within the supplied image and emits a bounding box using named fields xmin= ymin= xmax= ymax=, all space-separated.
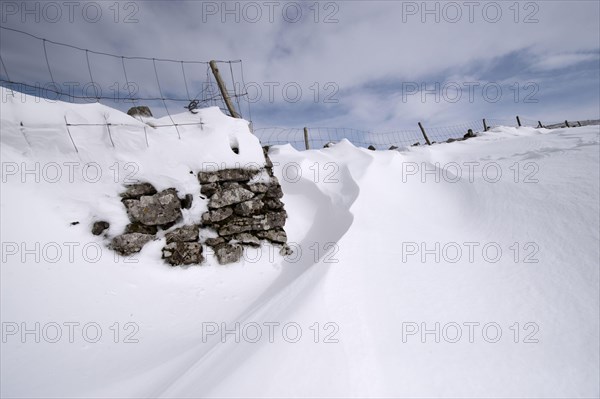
xmin=165 ymin=225 xmax=199 ymax=244
xmin=208 ymin=186 xmax=255 ymax=209
xmin=218 ymin=212 xmax=287 ymax=236
xmin=231 ymin=233 xmax=261 ymax=247
xmin=205 ymin=237 xmax=226 ymax=247
xmin=255 ymin=228 xmax=287 ymax=244
xmin=234 ymin=198 xmax=264 ymax=216
xmin=120 ymin=182 xmax=157 ymax=200
xmin=198 ymin=169 xmax=258 ymax=184
xmin=162 ymin=242 xmax=203 ymax=265
xmin=265 ymin=183 xmax=283 ymax=200
xmin=248 ymin=183 xmax=269 ymax=194
xmin=111 ymin=233 xmax=154 ymax=256
xmin=200 ymin=183 xmax=219 ymax=197
xmin=123 ymin=188 xmax=182 ymax=226
xmin=201 ymin=207 xmax=234 ymax=224
xmin=263 ymin=198 xmax=284 ymax=210
xmin=125 ymin=222 xmax=158 ymax=235
xmin=91 ymin=221 xmax=110 ymax=236
xmin=214 ymin=243 xmax=243 ymax=265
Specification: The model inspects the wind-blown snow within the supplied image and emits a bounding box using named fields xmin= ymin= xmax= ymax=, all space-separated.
xmin=1 ymin=87 xmax=598 ymax=398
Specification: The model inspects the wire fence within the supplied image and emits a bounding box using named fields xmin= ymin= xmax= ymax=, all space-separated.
xmin=0 ymin=26 xmax=252 ymax=122
xmin=254 ymin=117 xmax=600 ymax=151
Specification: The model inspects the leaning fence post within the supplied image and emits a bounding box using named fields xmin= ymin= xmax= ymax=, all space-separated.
xmin=537 ymin=121 xmax=543 ymax=128
xmin=565 ymin=120 xmax=570 ymax=128
xmin=303 ymin=127 xmax=310 ymax=150
xmin=483 ymin=118 xmax=488 ymax=132
xmin=577 ymin=121 xmax=582 ymax=127
xmin=143 ymin=125 xmax=149 ymax=148
xmin=19 ymin=121 xmax=32 ymax=148
xmin=418 ymin=122 xmax=431 ymax=145
xmin=516 ymin=116 xmax=522 ymax=127
xmin=64 ymin=116 xmax=79 ymax=153
xmin=103 ymin=114 xmax=115 ymax=148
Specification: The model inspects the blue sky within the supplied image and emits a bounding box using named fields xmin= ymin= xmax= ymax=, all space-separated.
xmin=1 ymin=0 xmax=598 ymax=131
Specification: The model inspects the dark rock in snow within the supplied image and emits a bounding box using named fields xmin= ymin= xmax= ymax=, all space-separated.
xmin=180 ymin=194 xmax=193 ymax=210
xmin=162 ymin=242 xmax=203 ymax=265
xmin=165 ymin=225 xmax=199 ymax=244
xmin=201 ymin=207 xmax=234 ymax=224
xmin=125 ymin=222 xmax=158 ymax=235
xmin=111 ymin=233 xmax=154 ymax=256
xmin=91 ymin=221 xmax=110 ymax=235
xmin=214 ymin=243 xmax=243 ymax=265
xmin=123 ymin=188 xmax=182 ymax=226
xmin=127 ymin=106 xmax=153 ymax=118
xmin=208 ymin=186 xmax=255 ymax=209
xmin=121 ymin=183 xmax=157 ymax=200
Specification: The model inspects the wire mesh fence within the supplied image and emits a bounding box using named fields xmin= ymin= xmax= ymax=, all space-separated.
xmin=254 ymin=117 xmax=600 ymax=151
xmin=0 ymin=26 xmax=252 ymax=122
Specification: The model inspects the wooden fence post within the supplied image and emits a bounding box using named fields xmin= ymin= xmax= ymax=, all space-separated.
xmin=565 ymin=120 xmax=570 ymax=128
xmin=303 ymin=127 xmax=310 ymax=150
xmin=209 ymin=60 xmax=241 ymax=119
xmin=577 ymin=121 xmax=582 ymax=127
xmin=418 ymin=122 xmax=431 ymax=145
xmin=64 ymin=116 xmax=79 ymax=153
xmin=483 ymin=118 xmax=488 ymax=132
xmin=537 ymin=121 xmax=543 ymax=128
xmin=516 ymin=116 xmax=522 ymax=127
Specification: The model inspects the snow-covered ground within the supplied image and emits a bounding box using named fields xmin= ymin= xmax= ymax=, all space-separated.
xmin=1 ymin=88 xmax=599 ymax=398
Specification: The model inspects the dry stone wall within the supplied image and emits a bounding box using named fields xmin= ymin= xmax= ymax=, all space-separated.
xmin=99 ymin=148 xmax=289 ymax=266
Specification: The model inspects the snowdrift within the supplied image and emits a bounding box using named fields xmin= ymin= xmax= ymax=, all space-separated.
xmin=1 ymin=87 xmax=599 ymax=398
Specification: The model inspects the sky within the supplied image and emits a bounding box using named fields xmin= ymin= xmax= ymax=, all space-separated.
xmin=0 ymin=0 xmax=599 ymax=132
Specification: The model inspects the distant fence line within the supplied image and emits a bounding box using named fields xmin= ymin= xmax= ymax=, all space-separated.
xmin=254 ymin=116 xmax=600 ymax=151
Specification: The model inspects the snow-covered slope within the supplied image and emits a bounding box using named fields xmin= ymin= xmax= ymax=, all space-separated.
xmin=1 ymin=88 xmax=598 ymax=398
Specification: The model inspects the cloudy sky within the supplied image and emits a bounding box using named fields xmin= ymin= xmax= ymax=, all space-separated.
xmin=1 ymin=0 xmax=599 ymax=132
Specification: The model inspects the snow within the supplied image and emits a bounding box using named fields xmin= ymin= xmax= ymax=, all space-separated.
xmin=1 ymin=87 xmax=599 ymax=398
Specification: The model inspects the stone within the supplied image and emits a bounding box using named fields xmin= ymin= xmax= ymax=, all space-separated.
xmin=120 ymin=182 xmax=157 ymax=199
xmin=256 ymin=228 xmax=287 ymax=244
xmin=368 ymin=145 xmax=376 ymax=151
xmin=205 ymin=237 xmax=225 ymax=247
xmin=127 ymin=106 xmax=153 ymax=118
xmin=412 ymin=142 xmax=421 ymax=147
xmin=165 ymin=225 xmax=199 ymax=244
xmin=218 ymin=211 xmax=287 ymax=236
xmin=125 ymin=222 xmax=158 ymax=235
xmin=232 ymin=233 xmax=261 ymax=246
xmin=123 ymin=188 xmax=182 ymax=226
xmin=201 ymin=207 xmax=234 ymax=224
xmin=234 ymin=198 xmax=264 ymax=216
xmin=180 ymin=194 xmax=193 ymax=210
xmin=162 ymin=242 xmax=203 ymax=266
xmin=111 ymin=233 xmax=154 ymax=256
xmin=198 ymin=168 xmax=258 ymax=184
xmin=214 ymin=243 xmax=243 ymax=265
xmin=91 ymin=221 xmax=109 ymax=236
xmin=464 ymin=129 xmax=476 ymax=139
xmin=200 ymin=183 xmax=218 ymax=197
xmin=263 ymin=198 xmax=284 ymax=210
xmin=279 ymin=245 xmax=294 ymax=256
xmin=248 ymin=183 xmax=269 ymax=194
xmin=389 ymin=146 xmax=398 ymax=150
xmin=264 ymin=183 xmax=283 ymax=200
xmin=208 ymin=186 xmax=255 ymax=209
xmin=323 ymin=142 xmax=336 ymax=148
xmin=447 ymin=138 xmax=458 ymax=143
